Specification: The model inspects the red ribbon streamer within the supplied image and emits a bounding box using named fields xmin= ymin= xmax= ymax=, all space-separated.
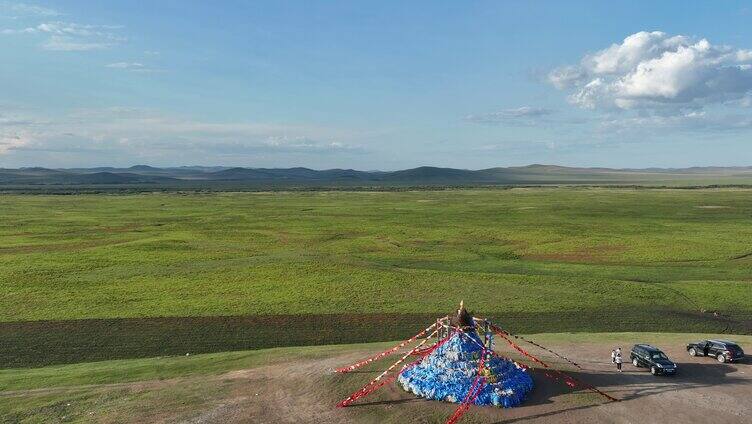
xmin=490 ymin=324 xmax=617 ymax=402
xmin=336 ymin=329 xmax=457 ymax=408
xmin=336 ymin=373 xmax=398 ymax=408
xmin=446 ymin=350 xmax=487 ymax=424
xmin=480 ymin=319 xmax=581 ymax=369
xmin=475 ymin=316 xmax=581 ymax=369
xmin=336 ymin=321 xmax=439 ymax=373
xmin=513 ymin=335 xmax=581 ymax=369
xmin=335 ymin=319 xmax=616 ymax=424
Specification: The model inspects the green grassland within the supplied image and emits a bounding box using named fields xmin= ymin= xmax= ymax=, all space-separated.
xmin=2 ymin=188 xmax=752 ymax=366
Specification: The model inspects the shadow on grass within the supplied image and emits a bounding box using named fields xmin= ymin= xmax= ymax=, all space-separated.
xmin=4 ymin=311 xmax=750 ymax=368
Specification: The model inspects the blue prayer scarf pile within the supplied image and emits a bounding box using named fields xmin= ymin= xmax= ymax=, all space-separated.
xmin=398 ymin=331 xmax=534 ymax=407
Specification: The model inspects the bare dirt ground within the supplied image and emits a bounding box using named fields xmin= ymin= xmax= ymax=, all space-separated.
xmin=225 ymin=340 xmax=752 ymax=424
xmin=4 ymin=337 xmax=750 ymax=424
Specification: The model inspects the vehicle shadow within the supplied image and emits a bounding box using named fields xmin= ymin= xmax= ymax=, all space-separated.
xmin=489 ymin=362 xmax=744 ymax=423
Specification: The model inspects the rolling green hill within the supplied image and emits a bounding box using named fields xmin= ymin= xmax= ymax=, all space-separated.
xmin=2 ymin=188 xmax=752 ymax=367
xmin=4 ymin=164 xmax=752 ymax=191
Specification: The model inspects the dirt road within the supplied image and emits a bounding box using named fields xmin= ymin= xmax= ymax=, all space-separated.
xmin=199 ymin=338 xmax=752 ymax=423
xmin=3 ymin=336 xmax=750 ymax=423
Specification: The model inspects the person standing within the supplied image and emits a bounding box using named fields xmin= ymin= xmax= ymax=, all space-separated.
xmin=615 ymin=347 xmax=623 ymax=372
xmin=611 ymin=349 xmax=616 ymax=364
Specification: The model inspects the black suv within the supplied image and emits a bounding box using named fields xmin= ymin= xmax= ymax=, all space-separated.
xmin=687 ymin=340 xmax=745 ymax=363
xmin=630 ymin=344 xmax=677 ymax=375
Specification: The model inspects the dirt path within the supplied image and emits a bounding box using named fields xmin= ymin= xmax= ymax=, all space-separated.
xmin=5 ymin=340 xmax=750 ymax=423
xmin=176 ymin=340 xmax=752 ymax=424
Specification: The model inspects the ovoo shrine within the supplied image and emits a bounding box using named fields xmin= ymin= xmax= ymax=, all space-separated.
xmin=335 ymin=301 xmax=616 ymax=423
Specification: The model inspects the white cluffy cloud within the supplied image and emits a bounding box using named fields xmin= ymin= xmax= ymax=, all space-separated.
xmin=105 ymin=62 xmax=164 ymax=73
xmin=2 ymin=20 xmax=124 ymax=50
xmin=549 ymin=31 xmax=752 ymax=111
xmin=262 ymin=136 xmax=362 ymax=153
xmin=464 ymin=107 xmax=555 ymax=125
xmin=0 ymin=132 xmax=30 ymax=153
xmin=0 ymin=1 xmax=59 ymax=17
xmin=0 ymin=112 xmax=44 ymax=152
xmin=42 ymin=35 xmax=111 ymax=51
xmin=106 ymin=62 xmax=144 ymax=70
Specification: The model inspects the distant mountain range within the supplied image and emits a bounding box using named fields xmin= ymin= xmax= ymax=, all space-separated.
xmin=3 ymin=164 xmax=752 ymax=189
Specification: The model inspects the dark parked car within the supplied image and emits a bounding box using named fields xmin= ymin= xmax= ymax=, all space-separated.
xmin=687 ymin=340 xmax=745 ymax=363
xmin=630 ymin=344 xmax=677 ymax=375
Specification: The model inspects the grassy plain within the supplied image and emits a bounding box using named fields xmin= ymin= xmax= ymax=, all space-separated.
xmin=2 ymin=188 xmax=752 ymax=365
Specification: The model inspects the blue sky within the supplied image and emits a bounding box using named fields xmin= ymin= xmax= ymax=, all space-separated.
xmin=1 ymin=1 xmax=752 ymax=169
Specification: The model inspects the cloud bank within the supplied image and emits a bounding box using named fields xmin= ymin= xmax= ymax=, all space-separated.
xmin=549 ymin=31 xmax=752 ymax=112
xmin=0 ymin=107 xmax=365 ymax=164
